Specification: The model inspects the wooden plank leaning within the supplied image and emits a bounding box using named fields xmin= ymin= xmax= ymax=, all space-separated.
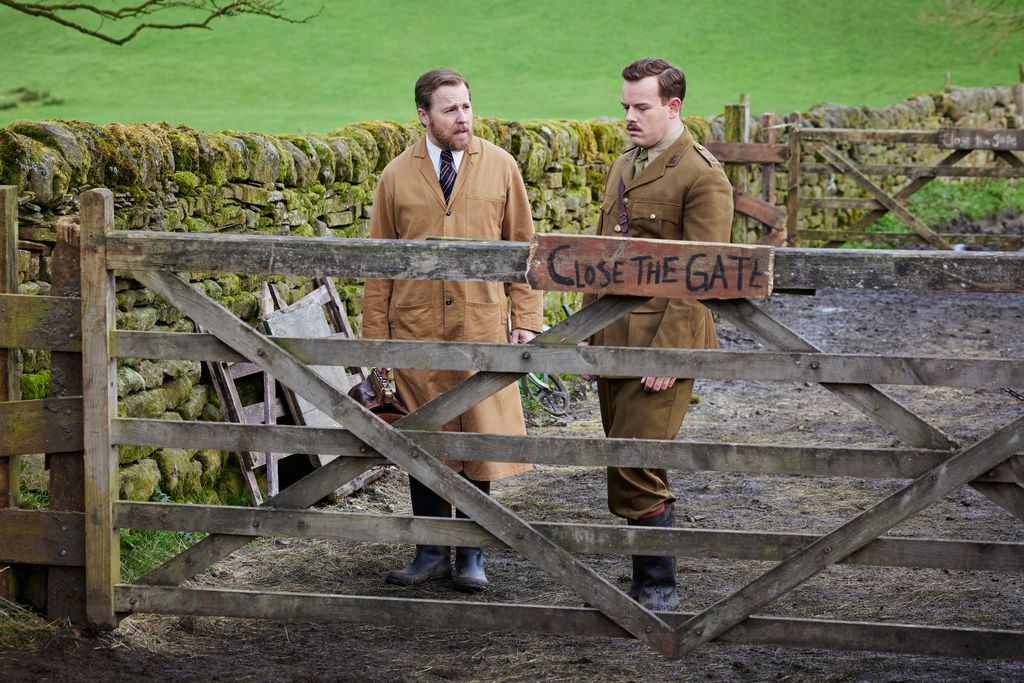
xmin=708 ymin=298 xmax=1024 ymax=521
xmin=815 ymin=145 xmax=952 ymax=250
xmin=79 ymin=189 xmax=120 ymax=628
xmin=674 ymin=411 xmax=1024 ymax=656
xmin=126 ymin=269 xmax=677 ymax=655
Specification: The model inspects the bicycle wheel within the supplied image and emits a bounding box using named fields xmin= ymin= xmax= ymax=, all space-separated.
xmin=524 ymin=372 xmax=570 ymax=416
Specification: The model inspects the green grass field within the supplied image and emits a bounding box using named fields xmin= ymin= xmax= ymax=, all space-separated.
xmin=0 ymin=0 xmax=1022 ymax=134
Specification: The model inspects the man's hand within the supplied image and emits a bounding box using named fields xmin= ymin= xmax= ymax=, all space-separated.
xmin=511 ymin=328 xmax=537 ymax=344
xmin=641 ymin=376 xmax=676 ymax=392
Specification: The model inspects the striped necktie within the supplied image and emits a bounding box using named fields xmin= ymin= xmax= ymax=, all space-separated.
xmin=439 ymin=149 xmax=456 ymax=203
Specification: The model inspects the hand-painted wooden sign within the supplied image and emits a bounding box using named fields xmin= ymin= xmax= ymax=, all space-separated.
xmin=938 ymin=128 xmax=1024 ymax=151
xmin=527 ymin=234 xmax=773 ymax=299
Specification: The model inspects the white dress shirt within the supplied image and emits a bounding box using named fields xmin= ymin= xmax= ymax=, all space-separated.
xmin=425 ymin=136 xmax=465 ymax=178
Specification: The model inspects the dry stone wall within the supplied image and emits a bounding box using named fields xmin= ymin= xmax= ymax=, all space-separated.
xmin=2 ymin=84 xmax=1019 ymax=503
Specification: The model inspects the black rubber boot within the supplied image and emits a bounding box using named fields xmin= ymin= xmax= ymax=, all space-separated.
xmin=453 ymin=477 xmax=490 ymax=593
xmin=386 ymin=477 xmax=452 ymax=586
xmin=626 ymin=504 xmax=679 ymax=611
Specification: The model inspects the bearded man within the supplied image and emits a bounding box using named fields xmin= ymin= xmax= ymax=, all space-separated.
xmin=361 ymin=68 xmax=543 ymax=593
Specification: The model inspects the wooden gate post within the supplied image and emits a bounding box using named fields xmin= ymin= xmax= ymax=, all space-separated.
xmin=784 ymin=114 xmax=801 ymax=246
xmin=47 ymin=216 xmax=87 ymax=623
xmin=79 ymin=189 xmax=120 ymax=628
xmin=0 ymin=186 xmax=21 ymax=603
xmin=725 ymin=101 xmax=751 ymax=244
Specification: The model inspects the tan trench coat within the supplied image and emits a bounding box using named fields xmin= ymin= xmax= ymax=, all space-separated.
xmin=583 ymin=126 xmax=733 ymax=517
xmin=362 ymin=136 xmax=544 ymax=481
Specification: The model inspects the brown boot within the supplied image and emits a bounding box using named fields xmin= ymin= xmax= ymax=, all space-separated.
xmin=626 ymin=504 xmax=679 ymax=611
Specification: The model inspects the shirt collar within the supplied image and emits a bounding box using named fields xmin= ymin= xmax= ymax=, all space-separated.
xmin=643 ymin=124 xmax=686 ymax=165
xmin=425 ymin=136 xmax=465 ymax=177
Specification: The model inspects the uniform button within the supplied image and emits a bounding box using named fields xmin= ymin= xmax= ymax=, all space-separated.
xmin=445 ymin=210 xmax=452 ymax=216
xmin=445 ymin=297 xmax=453 ymax=305
xmin=649 ymin=213 xmax=657 ymax=219
xmin=613 ymin=225 xmax=622 ymax=233
xmin=623 ymin=197 xmax=629 ymax=204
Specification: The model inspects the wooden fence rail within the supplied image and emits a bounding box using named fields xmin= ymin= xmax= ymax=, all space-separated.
xmin=1 ymin=186 xmax=1023 ymax=660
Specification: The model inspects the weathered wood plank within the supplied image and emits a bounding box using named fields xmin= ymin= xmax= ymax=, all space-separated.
xmin=938 ymin=128 xmax=1024 ymax=151
xmin=79 ymin=188 xmax=120 ymax=628
xmin=127 ymin=270 xmax=676 ymax=655
xmin=108 ymin=336 xmax=1024 ymax=391
xmin=47 ymin=216 xmax=87 ymax=624
xmin=0 ymin=185 xmax=19 ymax=601
xmin=732 ymin=189 xmax=786 ymax=230
xmin=115 ymin=502 xmax=1024 ymax=572
xmin=772 ymin=248 xmax=1024 ymax=293
xmin=674 ymin=413 xmax=1024 ymax=655
xmin=799 ymin=129 xmax=940 ymax=143
xmin=816 ymin=145 xmax=951 ymax=250
xmin=784 ymin=114 xmax=801 ymax=246
xmin=526 ymin=234 xmax=774 ymax=299
xmin=0 ymin=294 xmax=81 ymax=352
xmin=112 ymin=419 xmax=1022 ymax=484
xmin=113 ymin=585 xmax=1024 ymax=660
xmin=801 ymin=197 xmax=883 ymax=210
xmin=799 ymin=163 xmax=1024 ymax=178
xmin=707 ymin=299 xmax=957 ymax=450
xmin=0 ymin=509 xmax=84 ymax=566
xmin=105 ymin=233 xmax=533 ymax=280
xmin=0 ymin=397 xmax=83 ymax=456
xmin=703 ymin=141 xmax=788 ymax=164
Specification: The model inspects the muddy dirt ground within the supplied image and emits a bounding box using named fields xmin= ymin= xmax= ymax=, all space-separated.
xmin=2 ymin=287 xmax=1024 ymax=682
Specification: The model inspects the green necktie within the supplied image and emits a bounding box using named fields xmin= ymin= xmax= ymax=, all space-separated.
xmin=633 ymin=148 xmax=649 ymax=177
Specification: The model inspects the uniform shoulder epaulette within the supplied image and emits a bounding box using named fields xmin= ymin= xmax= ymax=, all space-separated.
xmin=692 ymin=142 xmax=721 ymax=168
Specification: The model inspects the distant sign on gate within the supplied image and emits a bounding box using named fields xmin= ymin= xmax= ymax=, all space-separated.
xmin=937 ymin=128 xmax=1024 ymax=151
xmin=527 ymin=234 xmax=773 ymax=299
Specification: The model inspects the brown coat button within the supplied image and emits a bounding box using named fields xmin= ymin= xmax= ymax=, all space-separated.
xmin=445 ymin=298 xmax=453 ymax=305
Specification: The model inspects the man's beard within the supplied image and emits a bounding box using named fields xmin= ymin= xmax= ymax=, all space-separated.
xmin=429 ymin=121 xmax=473 ymax=151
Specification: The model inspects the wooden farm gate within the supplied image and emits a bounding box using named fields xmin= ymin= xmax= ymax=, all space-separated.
xmin=786 ymin=125 xmax=1024 ymax=250
xmin=2 ymin=186 xmax=1024 ymax=659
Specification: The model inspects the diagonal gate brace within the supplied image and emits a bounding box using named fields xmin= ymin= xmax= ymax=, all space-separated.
xmin=128 ymin=270 xmax=677 ymax=653
xmin=673 ymin=411 xmax=1024 ymax=656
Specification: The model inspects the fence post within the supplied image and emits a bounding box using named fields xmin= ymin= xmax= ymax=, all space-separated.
xmin=79 ymin=189 xmax=119 ymax=628
xmin=725 ymin=99 xmax=750 ymax=243
xmin=46 ymin=216 xmax=87 ymax=623
xmin=784 ymin=113 xmax=802 ymax=246
xmin=0 ymin=185 xmax=21 ymax=602
xmin=1014 ymin=64 xmax=1024 ymax=129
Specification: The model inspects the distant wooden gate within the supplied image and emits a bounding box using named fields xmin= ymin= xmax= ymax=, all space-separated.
xmin=787 ymin=126 xmax=1024 ymax=250
xmin=2 ymin=186 xmax=1024 ymax=659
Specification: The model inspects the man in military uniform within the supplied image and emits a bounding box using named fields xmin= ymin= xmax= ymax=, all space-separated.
xmin=582 ymin=57 xmax=733 ymax=611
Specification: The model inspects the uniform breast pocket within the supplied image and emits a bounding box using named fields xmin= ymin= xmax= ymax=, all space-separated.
xmin=629 ymin=200 xmax=681 ymax=239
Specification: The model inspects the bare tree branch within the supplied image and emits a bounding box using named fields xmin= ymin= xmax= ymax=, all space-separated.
xmin=0 ymin=0 xmax=322 ymax=45
xmin=925 ymin=0 xmax=1024 ymax=58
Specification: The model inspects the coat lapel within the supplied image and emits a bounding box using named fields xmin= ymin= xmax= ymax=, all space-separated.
xmin=413 ymin=138 xmax=447 ymax=207
xmin=447 ymin=136 xmax=480 ymax=206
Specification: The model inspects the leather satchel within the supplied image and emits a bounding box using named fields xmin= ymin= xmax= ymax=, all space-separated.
xmin=347 ymin=368 xmax=408 ymax=424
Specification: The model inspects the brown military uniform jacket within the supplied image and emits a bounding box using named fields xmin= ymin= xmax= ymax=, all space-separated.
xmin=584 ymin=125 xmax=734 ymax=355
xmin=362 ymin=136 xmax=544 ymax=481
